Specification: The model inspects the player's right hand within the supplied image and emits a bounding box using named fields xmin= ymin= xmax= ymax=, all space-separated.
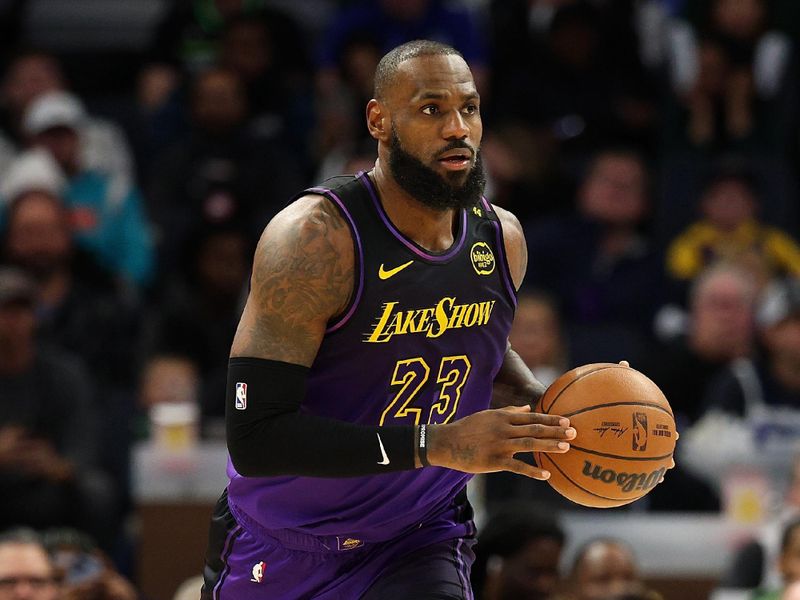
xmin=426 ymin=405 xmax=576 ymax=479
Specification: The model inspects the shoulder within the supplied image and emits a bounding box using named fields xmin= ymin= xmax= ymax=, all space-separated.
xmin=265 ymin=193 xmax=353 ymax=251
xmin=252 ymin=191 xmax=355 ymax=315
xmin=491 ymin=203 xmax=526 ymax=290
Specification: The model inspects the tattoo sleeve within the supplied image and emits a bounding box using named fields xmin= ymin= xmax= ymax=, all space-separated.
xmin=230 ymin=196 xmax=354 ymax=366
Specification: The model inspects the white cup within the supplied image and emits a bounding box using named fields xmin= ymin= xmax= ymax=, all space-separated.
xmin=149 ymin=401 xmax=200 ymax=453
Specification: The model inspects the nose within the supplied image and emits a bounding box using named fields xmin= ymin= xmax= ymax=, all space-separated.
xmin=441 ymin=109 xmax=468 ymax=140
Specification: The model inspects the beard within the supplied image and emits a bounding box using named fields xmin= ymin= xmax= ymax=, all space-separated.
xmin=388 ymin=130 xmax=486 ymax=211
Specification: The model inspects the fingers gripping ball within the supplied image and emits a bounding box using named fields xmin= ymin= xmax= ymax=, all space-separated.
xmin=534 ymin=363 xmax=676 ymax=508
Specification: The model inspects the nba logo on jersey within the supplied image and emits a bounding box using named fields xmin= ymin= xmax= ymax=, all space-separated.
xmin=235 ymin=382 xmax=247 ymax=410
xmin=250 ymin=561 xmax=266 ymax=583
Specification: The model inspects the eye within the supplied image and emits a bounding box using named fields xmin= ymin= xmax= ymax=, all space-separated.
xmin=421 ymin=105 xmax=439 ymax=115
xmin=463 ymin=103 xmax=479 ymax=115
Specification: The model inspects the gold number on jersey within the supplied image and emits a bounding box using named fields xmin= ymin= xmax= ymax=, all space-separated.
xmin=379 ymin=356 xmax=471 ymax=426
xmin=379 ymin=358 xmax=430 ymax=426
xmin=429 ymin=355 xmax=471 ymax=424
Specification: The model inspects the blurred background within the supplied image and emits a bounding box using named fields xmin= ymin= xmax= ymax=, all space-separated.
xmin=0 ymin=0 xmax=799 ymax=599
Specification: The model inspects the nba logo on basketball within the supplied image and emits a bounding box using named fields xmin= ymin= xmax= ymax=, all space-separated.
xmin=235 ymin=382 xmax=247 ymax=410
xmin=632 ymin=412 xmax=648 ymax=451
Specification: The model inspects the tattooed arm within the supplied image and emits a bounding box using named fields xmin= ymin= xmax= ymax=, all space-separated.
xmin=230 ymin=194 xmax=353 ymax=364
xmin=225 ymin=195 xmax=573 ymax=479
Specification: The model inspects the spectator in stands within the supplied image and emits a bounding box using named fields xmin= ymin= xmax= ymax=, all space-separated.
xmin=19 ymin=93 xmax=154 ymax=287
xmin=479 ymin=122 xmax=573 ymax=222
xmin=667 ymin=161 xmax=800 ymax=298
xmin=0 ymin=49 xmax=136 ymax=187
xmin=680 ymin=278 xmax=800 ymax=496
xmin=524 ymin=148 xmax=664 ymax=366
xmin=559 ymin=538 xmax=662 ymax=600
xmin=140 ymin=220 xmax=251 ymax=433
xmin=701 ymin=277 xmax=800 ymax=418
xmin=316 ymin=0 xmax=488 ymax=94
xmin=471 ymin=502 xmax=565 ymax=600
xmin=1 ymin=178 xmax=141 ymax=515
xmin=507 ymin=291 xmax=569 ymax=389
xmin=44 ymin=528 xmax=140 ymax=600
xmin=716 ymin=455 xmax=800 ymax=593
xmin=313 ymin=0 xmax=488 ymax=163
xmin=146 ymin=67 xmax=302 ymax=276
xmin=146 ymin=0 xmax=275 ymax=74
xmin=488 ymin=1 xmax=658 ymax=161
xmin=1 ymin=166 xmax=142 ymax=392
xmin=218 ymin=13 xmax=311 ymax=126
xmin=641 ymin=263 xmax=758 ymax=512
xmin=0 ymin=267 xmax=118 ymax=551
xmin=139 ymin=2 xmax=311 ymax=168
xmin=663 ymin=0 xmax=794 ymax=152
xmin=0 ymin=528 xmax=61 ymax=600
xmin=645 ymin=262 xmax=758 ymax=426
xmin=751 ymin=518 xmax=800 ymax=600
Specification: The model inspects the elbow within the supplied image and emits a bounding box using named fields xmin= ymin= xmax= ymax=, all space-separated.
xmin=228 ymin=450 xmax=258 ymax=477
xmin=228 ymin=442 xmax=278 ymax=477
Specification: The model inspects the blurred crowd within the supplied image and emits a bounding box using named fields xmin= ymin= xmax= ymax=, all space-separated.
xmin=1 ymin=0 xmax=800 ymax=598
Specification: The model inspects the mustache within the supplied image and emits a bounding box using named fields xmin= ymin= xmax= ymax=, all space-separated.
xmin=435 ymin=140 xmax=475 ymax=158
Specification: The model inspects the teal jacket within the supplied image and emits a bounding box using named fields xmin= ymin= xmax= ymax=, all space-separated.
xmin=65 ymin=170 xmax=154 ymax=287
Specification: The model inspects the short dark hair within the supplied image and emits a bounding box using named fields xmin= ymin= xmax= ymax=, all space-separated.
xmin=472 ymin=502 xmax=565 ymax=593
xmin=373 ymin=40 xmax=464 ymax=100
xmin=702 ymin=156 xmax=761 ymax=198
xmin=0 ymin=527 xmax=46 ymax=547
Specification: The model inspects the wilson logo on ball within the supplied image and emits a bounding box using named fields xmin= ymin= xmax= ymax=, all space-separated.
xmin=581 ymin=461 xmax=666 ymax=493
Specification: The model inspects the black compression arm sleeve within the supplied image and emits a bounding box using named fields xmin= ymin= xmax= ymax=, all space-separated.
xmin=225 ymin=357 xmax=417 ymax=477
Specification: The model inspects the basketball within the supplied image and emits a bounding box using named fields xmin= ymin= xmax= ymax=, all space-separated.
xmin=534 ymin=363 xmax=676 ymax=508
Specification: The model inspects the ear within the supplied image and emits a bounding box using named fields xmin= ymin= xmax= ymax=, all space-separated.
xmin=366 ymin=99 xmax=390 ymax=142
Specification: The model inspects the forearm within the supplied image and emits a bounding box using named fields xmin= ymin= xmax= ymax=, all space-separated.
xmin=226 ymin=358 xmax=416 ymax=477
xmin=492 ymin=343 xmax=547 ymax=408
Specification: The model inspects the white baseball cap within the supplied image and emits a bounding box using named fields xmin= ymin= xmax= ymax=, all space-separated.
xmin=22 ymin=91 xmax=87 ymax=136
xmin=0 ymin=148 xmax=67 ymax=202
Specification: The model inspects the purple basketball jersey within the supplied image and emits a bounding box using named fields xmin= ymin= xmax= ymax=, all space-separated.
xmin=227 ymin=173 xmax=516 ymax=542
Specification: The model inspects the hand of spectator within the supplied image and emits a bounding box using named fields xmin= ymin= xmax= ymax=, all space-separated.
xmin=63 ymin=571 xmax=139 ymax=600
xmin=15 ymin=437 xmax=74 ymax=482
xmin=0 ymin=425 xmax=28 ymax=468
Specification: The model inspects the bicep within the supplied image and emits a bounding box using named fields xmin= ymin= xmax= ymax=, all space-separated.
xmin=230 ymin=196 xmax=354 ymax=366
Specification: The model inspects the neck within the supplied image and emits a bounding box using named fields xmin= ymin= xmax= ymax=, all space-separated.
xmin=370 ymin=162 xmax=458 ymax=253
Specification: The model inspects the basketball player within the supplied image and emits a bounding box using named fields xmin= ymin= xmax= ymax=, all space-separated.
xmin=201 ymin=40 xmax=576 ymax=599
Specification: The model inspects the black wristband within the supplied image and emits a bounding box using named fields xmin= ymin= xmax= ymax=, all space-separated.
xmin=418 ymin=424 xmax=431 ymax=467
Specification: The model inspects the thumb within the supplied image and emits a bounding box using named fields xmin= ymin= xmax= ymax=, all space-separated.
xmin=506 ymin=404 xmax=532 ymax=413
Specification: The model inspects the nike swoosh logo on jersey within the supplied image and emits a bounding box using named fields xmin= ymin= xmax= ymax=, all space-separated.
xmin=378 ymin=260 xmax=414 ymax=280
xmin=376 ymin=433 xmax=390 ymax=465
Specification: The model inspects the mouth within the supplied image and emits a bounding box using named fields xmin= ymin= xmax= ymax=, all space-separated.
xmin=437 ymin=149 xmax=473 ymax=171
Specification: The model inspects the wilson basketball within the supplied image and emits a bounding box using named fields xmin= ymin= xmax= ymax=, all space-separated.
xmin=534 ymin=363 xmax=676 ymax=508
